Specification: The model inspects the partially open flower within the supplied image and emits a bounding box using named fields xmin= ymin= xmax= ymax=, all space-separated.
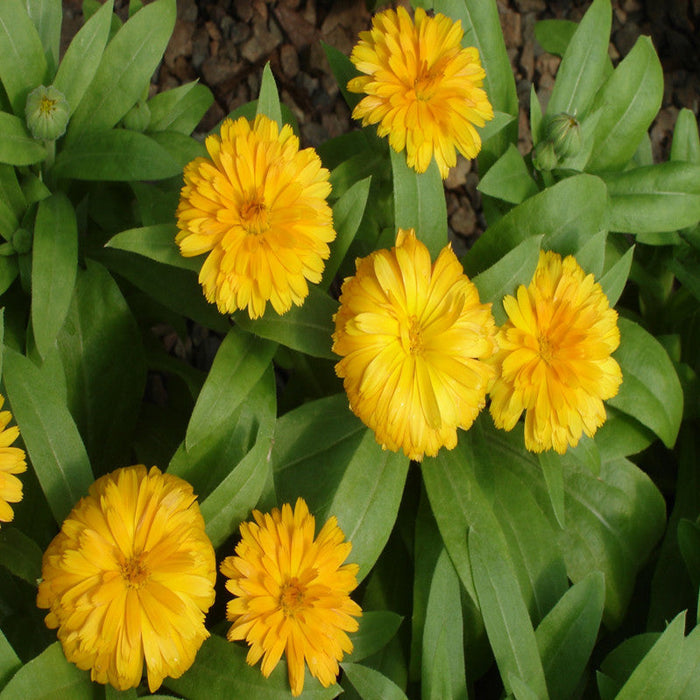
xmin=546 ymin=112 xmax=582 ymax=159
xmin=25 ymin=85 xmax=70 ymax=140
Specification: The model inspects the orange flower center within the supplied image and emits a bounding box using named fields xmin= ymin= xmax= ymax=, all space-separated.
xmin=537 ymin=334 xmax=556 ymax=364
xmin=406 ymin=315 xmax=425 ymax=355
xmin=412 ymin=60 xmax=446 ymax=101
xmin=120 ymin=553 xmax=150 ymax=589
xmin=279 ymin=577 xmax=308 ymax=616
xmin=240 ymin=196 xmax=270 ymax=235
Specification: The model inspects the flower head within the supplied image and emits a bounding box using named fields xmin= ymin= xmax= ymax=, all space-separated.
xmin=348 ymin=7 xmax=494 ymax=178
xmin=221 ymin=498 xmax=361 ymax=697
xmin=25 ymin=85 xmax=70 ymax=140
xmin=489 ymin=250 xmax=623 ymax=454
xmin=176 ymin=114 xmax=334 ymax=319
xmin=37 ymin=466 xmax=216 ymax=692
xmin=333 ymin=229 xmax=498 ymax=461
xmin=0 ymin=395 xmax=27 ymax=526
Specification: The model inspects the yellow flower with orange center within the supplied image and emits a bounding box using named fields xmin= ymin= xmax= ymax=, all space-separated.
xmin=332 ymin=229 xmax=498 ymax=461
xmin=489 ymin=250 xmax=623 ymax=454
xmin=176 ymin=114 xmax=335 ymax=319
xmin=221 ymin=498 xmax=361 ymax=697
xmin=0 ymin=395 xmax=27 ymax=526
xmin=348 ymin=6 xmax=494 ymax=178
xmin=37 ymin=466 xmax=216 ymax=692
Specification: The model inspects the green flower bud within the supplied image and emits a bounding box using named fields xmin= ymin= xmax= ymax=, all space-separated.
xmin=532 ymin=140 xmax=558 ymax=172
xmin=11 ymin=228 xmax=32 ymax=254
xmin=122 ymin=100 xmax=151 ymax=132
xmin=25 ymin=85 xmax=70 ymax=141
xmin=546 ymin=112 xmax=582 ymax=159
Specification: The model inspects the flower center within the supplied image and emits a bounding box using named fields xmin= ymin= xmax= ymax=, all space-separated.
xmin=412 ymin=60 xmax=444 ymax=101
xmin=407 ymin=315 xmax=424 ymax=355
xmin=279 ymin=577 xmax=307 ymax=616
xmin=39 ymin=95 xmax=58 ymax=115
xmin=120 ymin=553 xmax=150 ymax=589
xmin=240 ymin=197 xmax=270 ymax=235
xmin=538 ymin=335 xmax=555 ymax=364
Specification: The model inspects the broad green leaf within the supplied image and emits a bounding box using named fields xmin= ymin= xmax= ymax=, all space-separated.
xmin=477 ymin=144 xmax=539 ymax=204
xmin=165 ymin=634 xmax=339 ymax=699
xmin=3 ymin=348 xmax=93 ymax=523
xmin=345 ymin=611 xmax=404 ymax=664
xmin=587 ymin=36 xmax=663 ymax=172
xmin=0 ymin=0 xmax=47 ymax=116
xmin=0 ymin=628 xmax=20 ymax=690
xmin=598 ymin=633 xmax=659 ymax=697
xmin=422 ymin=549 xmax=467 ymax=700
xmin=0 ymin=642 xmax=93 ymax=700
xmin=66 ymin=0 xmax=176 ymax=143
xmin=538 ymin=451 xmax=566 ymax=528
xmin=510 ymin=676 xmax=542 ymax=700
xmin=105 ymin=688 xmax=138 ymax=700
xmin=534 ymin=19 xmax=578 ymax=57
xmin=0 ymin=259 xmax=18 ymax=297
xmin=55 ymin=0 xmax=113 ymax=116
xmin=31 ymin=194 xmax=78 ymax=359
xmin=147 ymin=130 xmax=207 ymax=168
xmin=0 ymin=199 xmax=18 ymax=242
xmin=342 ymin=663 xmax=408 ymax=700
xmin=469 ymin=528 xmax=549 ymax=698
xmin=574 ymin=229 xmax=607 ymax=280
xmin=322 ymin=41 xmax=361 ymax=111
xmin=546 ymin=0 xmax=611 ymax=120
xmin=52 ymin=129 xmax=181 ymax=181
xmin=595 ymin=405 xmax=654 ymax=458
xmin=234 ymin=286 xmax=338 ymax=360
xmin=26 ymin=0 xmax=61 ymax=73
xmin=602 ymin=162 xmax=700 ymax=234
xmin=670 ymin=107 xmax=700 ymax=164
xmin=598 ymin=244 xmax=634 ymax=307
xmin=391 ymin=149 xmax=446 ymax=258
xmin=530 ymin=85 xmax=543 ymax=145
xmin=0 ymin=113 xmax=46 ymax=166
xmin=106 ymin=224 xmax=201 ymax=272
xmin=477 ymin=110 xmax=516 ymax=146
xmin=608 ymin=318 xmax=683 ymax=448
xmin=321 ymin=176 xmax=371 ymax=289
xmin=677 ymin=518 xmax=700 ymax=587
xmin=256 ymin=62 xmax=282 ymax=128
xmin=0 ymin=165 xmax=25 ymax=221
xmin=147 ymin=81 xmax=213 ymax=134
xmin=0 ymin=526 xmax=43 ymax=586
xmin=535 ymin=572 xmax=605 ymax=700
xmin=464 ymin=174 xmax=607 ymax=276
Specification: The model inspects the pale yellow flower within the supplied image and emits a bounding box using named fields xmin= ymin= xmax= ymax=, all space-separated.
xmin=333 ymin=229 xmax=498 ymax=461
xmin=489 ymin=250 xmax=623 ymax=453
xmin=0 ymin=395 xmax=27 ymax=525
xmin=348 ymin=6 xmax=494 ymax=178
xmin=221 ymin=498 xmax=361 ymax=697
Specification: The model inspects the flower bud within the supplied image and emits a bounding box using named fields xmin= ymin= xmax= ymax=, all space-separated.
xmin=25 ymin=85 xmax=70 ymax=141
xmin=11 ymin=228 xmax=32 ymax=254
xmin=122 ymin=100 xmax=151 ymax=132
xmin=532 ymin=140 xmax=558 ymax=172
xmin=546 ymin=112 xmax=582 ymax=159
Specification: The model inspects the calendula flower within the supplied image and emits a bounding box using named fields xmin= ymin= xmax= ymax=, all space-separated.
xmin=221 ymin=498 xmax=361 ymax=697
xmin=37 ymin=466 xmax=216 ymax=692
xmin=348 ymin=6 xmax=494 ymax=178
xmin=333 ymin=229 xmax=498 ymax=461
xmin=0 ymin=395 xmax=27 ymax=526
xmin=489 ymin=250 xmax=623 ymax=454
xmin=176 ymin=114 xmax=334 ymax=319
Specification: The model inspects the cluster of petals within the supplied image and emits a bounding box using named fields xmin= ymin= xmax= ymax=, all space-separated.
xmin=176 ymin=113 xmax=334 ymax=319
xmin=348 ymin=7 xmax=494 ymax=178
xmin=489 ymin=250 xmax=623 ymax=453
xmin=0 ymin=395 xmax=27 ymax=526
xmin=220 ymin=497 xmax=362 ymax=697
xmin=333 ymin=228 xmax=498 ymax=461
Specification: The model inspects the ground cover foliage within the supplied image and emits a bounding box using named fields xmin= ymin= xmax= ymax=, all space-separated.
xmin=0 ymin=0 xmax=698 ymax=697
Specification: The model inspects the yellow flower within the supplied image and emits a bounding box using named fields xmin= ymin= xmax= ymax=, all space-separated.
xmin=220 ymin=498 xmax=361 ymax=697
xmin=37 ymin=466 xmax=216 ymax=692
xmin=0 ymin=395 xmax=27 ymax=526
xmin=348 ymin=6 xmax=494 ymax=179
xmin=489 ymin=250 xmax=623 ymax=454
xmin=176 ymin=114 xmax=335 ymax=319
xmin=332 ymin=229 xmax=498 ymax=461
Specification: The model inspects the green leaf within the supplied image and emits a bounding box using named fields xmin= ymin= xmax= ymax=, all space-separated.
xmin=164 ymin=634 xmax=339 ymax=699
xmin=147 ymin=81 xmax=213 ymax=134
xmin=530 ymin=85 xmax=543 ymax=145
xmin=0 ymin=259 xmax=18 ymax=297
xmin=56 ymin=261 xmax=146 ymax=476
xmin=602 ymin=162 xmax=700 ymax=234
xmin=538 ymin=451 xmax=566 ymax=528
xmin=55 ymin=0 xmax=113 ymax=112
xmin=3 ymin=347 xmax=93 ymax=523
xmin=322 ymin=41 xmax=361 ymax=111
xmin=598 ymin=633 xmax=659 ymax=697
xmin=31 ymin=194 xmax=78 ymax=359
xmin=477 ymin=111 xmax=516 ymax=146
xmin=464 ymin=174 xmax=607 ymax=276
xmin=346 ymin=611 xmax=403 ymax=663
xmin=587 ymin=36 xmax=663 ymax=172
xmin=26 ymin=0 xmax=62 ymax=72
xmin=422 ymin=549 xmax=467 ymax=700
xmin=52 ymin=129 xmax=181 ymax=181
xmin=0 ymin=113 xmax=46 ymax=166
xmin=342 ymin=663 xmax=408 ymax=700
xmin=106 ymin=224 xmax=201 ymax=272
xmin=534 ymin=19 xmax=578 ymax=57
xmin=574 ymin=229 xmax=607 ymax=280
xmin=0 ymin=628 xmax=20 ymax=690
xmin=233 ymin=286 xmax=338 ymax=360
xmin=0 ymin=0 xmax=48 ymax=116
xmin=469 ymin=527 xmax=549 ymax=698
xmin=147 ymin=130 xmax=207 ymax=169
xmin=0 ymin=642 xmax=93 ymax=700
xmin=535 ymin=572 xmax=605 ymax=700
xmin=670 ymin=107 xmax=700 ymax=164
xmin=0 ymin=528 xmax=43 ymax=585
xmin=546 ymin=0 xmax=611 ymax=120
xmin=598 ymin=245 xmax=634 ymax=307
xmin=256 ymin=62 xmax=282 ymax=128
xmin=677 ymin=518 xmax=700 ymax=587
xmin=477 ymin=144 xmax=539 ymax=204
xmin=0 ymin=165 xmax=25 ymax=221
xmin=391 ymin=149 xmax=446 ymax=258
xmin=607 ymin=318 xmax=683 ymax=448
xmin=321 ymin=176 xmax=371 ymax=289
xmin=65 ymin=0 xmax=176 ymax=143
